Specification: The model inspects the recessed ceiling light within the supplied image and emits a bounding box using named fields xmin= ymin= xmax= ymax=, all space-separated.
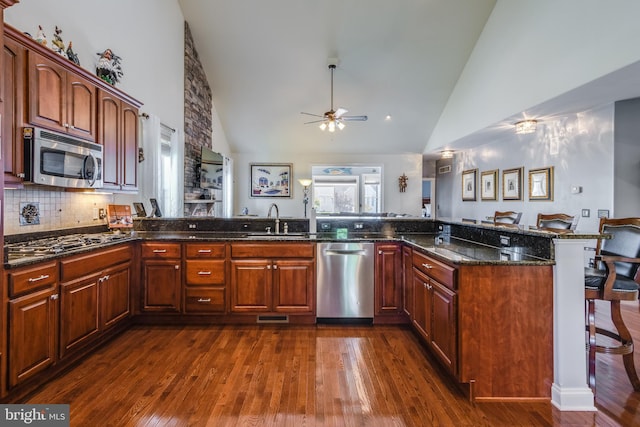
xmin=385 ymin=115 xmax=392 ymax=120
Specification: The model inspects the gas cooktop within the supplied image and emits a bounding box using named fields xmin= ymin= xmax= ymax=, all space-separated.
xmin=4 ymin=233 xmax=132 ymax=261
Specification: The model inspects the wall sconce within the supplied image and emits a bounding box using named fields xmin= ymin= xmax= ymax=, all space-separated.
xmin=440 ymin=150 xmax=454 ymax=159
xmin=514 ymin=119 xmax=537 ymax=134
xmin=398 ymin=173 xmax=408 ymax=193
xmin=298 ymin=178 xmax=313 ymax=217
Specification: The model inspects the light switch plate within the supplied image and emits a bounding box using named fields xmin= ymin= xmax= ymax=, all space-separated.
xmin=581 ymin=209 xmax=590 ymax=218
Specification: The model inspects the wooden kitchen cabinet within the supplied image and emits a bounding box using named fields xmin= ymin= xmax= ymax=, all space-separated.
xmin=412 ymin=251 xmax=458 ymax=376
xmin=141 ymin=242 xmax=182 ymax=312
xmin=230 ymin=243 xmax=315 ymax=316
xmin=184 ymin=243 xmax=226 ymax=313
xmin=98 ymin=89 xmax=139 ymax=191
xmin=27 ymin=50 xmax=96 ymax=141
xmin=374 ymin=242 xmax=404 ymax=322
xmin=6 ymin=261 xmax=59 ymax=389
xmin=2 ymin=34 xmax=26 ymax=186
xmin=402 ymin=245 xmax=413 ymax=319
xmin=59 ymin=245 xmax=132 ymax=359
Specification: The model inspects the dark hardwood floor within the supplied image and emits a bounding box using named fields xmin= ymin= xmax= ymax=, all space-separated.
xmin=22 ymin=302 xmax=639 ymax=426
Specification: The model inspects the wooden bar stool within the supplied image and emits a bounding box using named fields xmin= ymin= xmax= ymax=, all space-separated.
xmin=536 ymin=213 xmax=577 ymax=232
xmin=585 ymin=217 xmax=640 ymax=392
xmin=493 ymin=211 xmax=522 ymax=225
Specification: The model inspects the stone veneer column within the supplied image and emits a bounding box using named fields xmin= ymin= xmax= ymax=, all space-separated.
xmin=184 ymin=22 xmax=213 ymax=198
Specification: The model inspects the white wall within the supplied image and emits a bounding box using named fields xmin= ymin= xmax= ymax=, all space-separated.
xmin=428 ymin=0 xmax=640 ymax=151
xmin=445 ymin=104 xmax=614 ymax=233
xmin=232 ymin=153 xmax=423 ymax=218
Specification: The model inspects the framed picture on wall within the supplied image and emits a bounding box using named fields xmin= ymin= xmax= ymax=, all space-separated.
xmin=480 ymin=169 xmax=498 ymax=201
xmin=528 ymin=166 xmax=554 ymax=201
xmin=462 ymin=169 xmax=477 ymax=201
xmin=250 ymin=163 xmax=292 ymax=198
xmin=502 ymin=167 xmax=523 ymax=200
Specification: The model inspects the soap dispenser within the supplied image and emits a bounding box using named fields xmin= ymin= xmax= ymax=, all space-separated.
xmin=309 ymin=207 xmax=317 ymax=234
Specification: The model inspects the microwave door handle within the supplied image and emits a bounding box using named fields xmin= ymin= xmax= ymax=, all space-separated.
xmin=86 ymin=153 xmax=98 ymax=187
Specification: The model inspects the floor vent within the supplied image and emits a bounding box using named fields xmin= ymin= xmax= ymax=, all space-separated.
xmin=257 ymin=315 xmax=289 ymax=324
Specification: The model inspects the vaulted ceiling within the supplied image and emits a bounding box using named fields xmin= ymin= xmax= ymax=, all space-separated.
xmin=178 ymin=0 xmax=497 ymax=156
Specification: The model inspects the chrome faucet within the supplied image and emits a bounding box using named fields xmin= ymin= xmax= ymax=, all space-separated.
xmin=267 ymin=203 xmax=280 ymax=234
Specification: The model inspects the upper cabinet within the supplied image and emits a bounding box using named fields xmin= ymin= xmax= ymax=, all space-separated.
xmin=2 ymin=25 xmax=142 ymax=191
xmin=98 ymin=90 xmax=139 ymax=191
xmin=27 ymin=50 xmax=96 ymax=141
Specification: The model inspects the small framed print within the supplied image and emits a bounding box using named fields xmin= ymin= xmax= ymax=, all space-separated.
xmin=502 ymin=167 xmax=523 ymax=201
xmin=528 ymin=166 xmax=554 ymax=201
xmin=480 ymin=169 xmax=498 ymax=201
xmin=462 ymin=169 xmax=477 ymax=201
xmin=250 ymin=163 xmax=292 ymax=198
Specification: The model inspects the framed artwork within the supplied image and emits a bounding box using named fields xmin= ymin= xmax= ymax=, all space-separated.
xmin=528 ymin=166 xmax=554 ymax=201
xmin=480 ymin=169 xmax=498 ymax=201
xmin=461 ymin=169 xmax=477 ymax=201
xmin=250 ymin=163 xmax=292 ymax=198
xmin=502 ymin=167 xmax=523 ymax=201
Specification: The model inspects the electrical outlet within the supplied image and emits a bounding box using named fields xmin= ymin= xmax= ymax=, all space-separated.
xmin=98 ymin=208 xmax=106 ymax=219
xmin=354 ymin=223 xmax=363 ymax=229
xmin=499 ymin=235 xmax=511 ymax=247
xmin=93 ymin=208 xmax=99 ymax=220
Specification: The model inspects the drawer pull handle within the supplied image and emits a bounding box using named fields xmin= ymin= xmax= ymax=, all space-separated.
xmin=153 ymin=249 xmax=167 ymax=253
xmin=28 ymin=274 xmax=50 ymax=283
xmin=197 ymin=249 xmax=212 ymax=253
xmin=197 ymin=298 xmax=211 ymax=303
xmin=421 ymin=263 xmax=433 ymax=269
xmin=197 ymin=271 xmax=212 ymax=275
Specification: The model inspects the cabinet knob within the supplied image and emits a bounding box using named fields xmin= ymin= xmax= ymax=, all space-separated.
xmin=175 ymin=265 xmax=180 ymax=270
xmin=267 ymin=265 xmax=271 ymax=270
xmin=63 ymin=123 xmax=69 ymax=128
xmin=273 ymin=264 xmax=278 ymax=270
xmin=50 ymin=294 xmax=59 ymax=300
xmin=17 ymin=173 xmax=25 ymax=178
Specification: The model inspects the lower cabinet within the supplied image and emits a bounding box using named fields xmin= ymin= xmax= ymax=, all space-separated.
xmin=59 ymin=245 xmax=132 ymax=359
xmin=184 ymin=243 xmax=226 ymax=314
xmin=5 ymin=261 xmax=59 ymax=388
xmin=230 ymin=243 xmax=315 ymax=316
xmin=374 ymin=243 xmax=403 ymax=321
xmin=141 ymin=242 xmax=182 ymax=313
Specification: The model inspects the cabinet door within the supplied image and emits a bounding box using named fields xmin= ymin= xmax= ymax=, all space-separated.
xmin=97 ymin=92 xmax=120 ymax=190
xmin=121 ymin=101 xmax=138 ymax=190
xmin=375 ymin=243 xmax=402 ymax=315
xmin=9 ymin=287 xmax=58 ymax=387
xmin=142 ymin=260 xmax=181 ymax=312
xmin=412 ymin=268 xmax=431 ymax=342
xmin=2 ymin=36 xmax=25 ymax=184
xmin=100 ymin=263 xmax=131 ymax=329
xmin=273 ymin=259 xmax=314 ymax=313
xmin=66 ymin=73 xmax=96 ymax=140
xmin=230 ymin=259 xmax=271 ymax=312
xmin=60 ymin=275 xmax=100 ymax=359
xmin=402 ymin=245 xmax=413 ymax=318
xmin=27 ymin=51 xmax=66 ymax=132
xmin=430 ymin=280 xmax=457 ymax=375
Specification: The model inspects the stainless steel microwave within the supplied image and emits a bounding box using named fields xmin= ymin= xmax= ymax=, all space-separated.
xmin=23 ymin=127 xmax=103 ymax=189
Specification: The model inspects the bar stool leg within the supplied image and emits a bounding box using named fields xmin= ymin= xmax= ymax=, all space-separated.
xmin=586 ymin=299 xmax=597 ymax=391
xmin=610 ymin=301 xmax=640 ymax=391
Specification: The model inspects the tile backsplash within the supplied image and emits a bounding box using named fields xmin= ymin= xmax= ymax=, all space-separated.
xmin=4 ymin=188 xmax=114 ymax=235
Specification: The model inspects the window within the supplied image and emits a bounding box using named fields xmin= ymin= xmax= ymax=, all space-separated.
xmin=311 ymin=165 xmax=382 ymax=214
xmin=158 ymin=123 xmax=179 ymax=216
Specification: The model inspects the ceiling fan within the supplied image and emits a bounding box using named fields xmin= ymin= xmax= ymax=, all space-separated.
xmin=301 ymin=63 xmax=368 ymax=132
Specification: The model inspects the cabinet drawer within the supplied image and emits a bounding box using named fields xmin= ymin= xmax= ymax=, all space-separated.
xmin=185 ymin=288 xmax=225 ymax=313
xmin=8 ymin=262 xmax=58 ymax=297
xmin=413 ymin=251 xmax=456 ymax=289
xmin=141 ymin=242 xmax=181 ymax=259
xmin=231 ymin=243 xmax=314 ymax=258
xmin=186 ymin=243 xmax=225 ymax=259
xmin=185 ymin=260 xmax=225 ymax=285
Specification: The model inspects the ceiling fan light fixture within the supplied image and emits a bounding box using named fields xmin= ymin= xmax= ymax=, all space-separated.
xmin=319 ymin=122 xmax=327 ymax=131
xmin=337 ymin=121 xmax=345 ymax=130
xmin=328 ymin=120 xmax=336 ymax=132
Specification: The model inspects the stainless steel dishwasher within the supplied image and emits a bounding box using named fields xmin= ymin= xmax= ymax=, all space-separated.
xmin=317 ymin=242 xmax=374 ymax=323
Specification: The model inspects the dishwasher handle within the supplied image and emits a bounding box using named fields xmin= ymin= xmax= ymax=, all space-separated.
xmin=324 ymin=249 xmax=367 ymax=256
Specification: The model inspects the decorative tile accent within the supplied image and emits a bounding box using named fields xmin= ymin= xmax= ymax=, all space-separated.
xmin=19 ymin=202 xmax=40 ymax=225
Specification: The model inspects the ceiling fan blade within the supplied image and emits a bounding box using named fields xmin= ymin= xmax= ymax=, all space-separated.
xmin=334 ymin=107 xmax=348 ymax=118
xmin=341 ymin=115 xmax=368 ymax=121
xmin=303 ymin=119 xmax=326 ymax=124
xmin=301 ymin=111 xmax=325 ymax=118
